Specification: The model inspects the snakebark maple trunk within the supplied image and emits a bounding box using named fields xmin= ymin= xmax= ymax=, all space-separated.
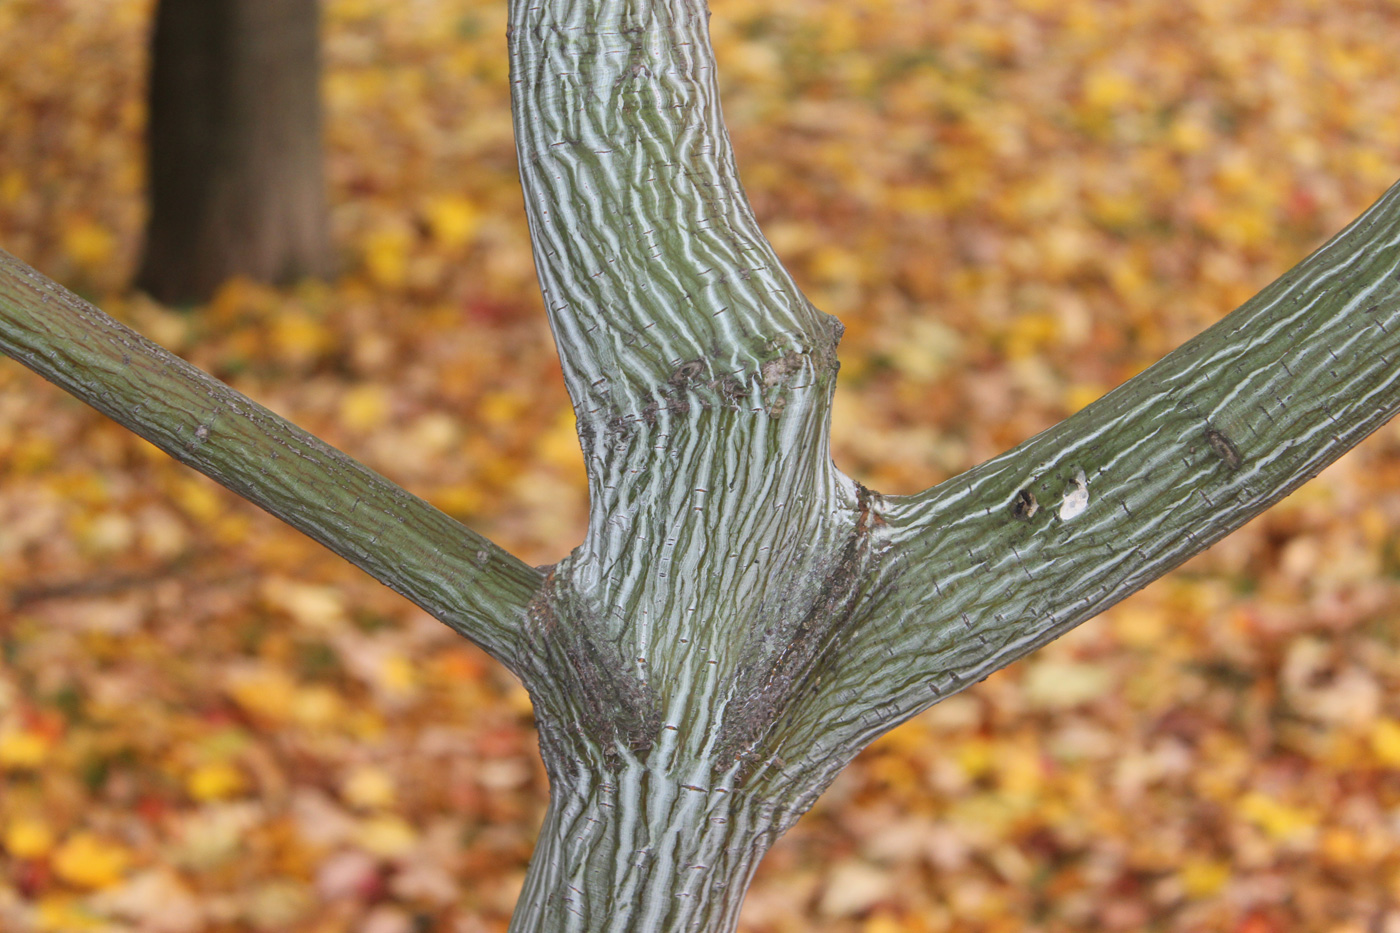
xmin=501 ymin=0 xmax=876 ymax=925
xmin=2 ymin=0 xmax=1400 ymax=930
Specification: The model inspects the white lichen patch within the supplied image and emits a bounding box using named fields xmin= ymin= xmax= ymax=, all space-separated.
xmin=1058 ymin=469 xmax=1089 ymax=520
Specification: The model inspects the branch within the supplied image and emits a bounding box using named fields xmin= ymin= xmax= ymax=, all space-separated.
xmin=789 ymin=179 xmax=1400 ymax=768
xmin=504 ymin=0 xmax=862 ymax=723
xmin=508 ymin=0 xmax=841 ymax=424
xmin=0 ymin=250 xmax=543 ymax=673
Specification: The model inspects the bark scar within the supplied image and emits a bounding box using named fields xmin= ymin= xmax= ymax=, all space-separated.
xmin=716 ymin=484 xmax=885 ymax=780
xmin=1058 ymin=469 xmax=1089 ymax=520
xmin=1204 ymin=425 xmax=1244 ymax=471
xmin=521 ymin=569 xmax=660 ymax=767
xmin=1011 ymin=488 xmax=1039 ymax=520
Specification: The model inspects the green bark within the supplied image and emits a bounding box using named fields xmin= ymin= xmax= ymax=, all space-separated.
xmin=1 ymin=0 xmax=1399 ymax=929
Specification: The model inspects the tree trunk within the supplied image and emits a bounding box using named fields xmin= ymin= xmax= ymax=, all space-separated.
xmin=2 ymin=0 xmax=1400 ymax=929
xmin=136 ymin=0 xmax=330 ymax=304
xmin=507 ymin=756 xmax=779 ymax=931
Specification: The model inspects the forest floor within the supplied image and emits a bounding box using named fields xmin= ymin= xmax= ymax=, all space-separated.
xmin=4 ymin=0 xmax=1400 ymax=931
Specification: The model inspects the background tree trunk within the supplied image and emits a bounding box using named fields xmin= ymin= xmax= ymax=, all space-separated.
xmin=136 ymin=0 xmax=330 ymax=304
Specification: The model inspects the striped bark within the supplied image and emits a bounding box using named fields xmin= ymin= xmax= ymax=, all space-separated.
xmin=503 ymin=0 xmax=1400 ymax=925
xmin=2 ymin=0 xmax=1400 ymax=928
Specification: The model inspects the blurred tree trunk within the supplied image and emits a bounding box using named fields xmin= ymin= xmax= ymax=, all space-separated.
xmin=136 ymin=0 xmax=330 ymax=305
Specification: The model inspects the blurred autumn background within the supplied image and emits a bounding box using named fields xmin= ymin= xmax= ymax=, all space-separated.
xmin=4 ymin=0 xmax=1400 ymax=930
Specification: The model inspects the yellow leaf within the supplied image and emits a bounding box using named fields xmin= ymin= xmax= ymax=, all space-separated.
xmin=1238 ymin=792 xmax=1318 ymax=842
xmin=342 ymin=765 xmax=397 ymax=810
xmin=1360 ymin=507 xmax=1390 ymax=547
xmin=1064 ymin=383 xmax=1106 ymax=415
xmin=227 ymin=668 xmax=298 ymax=723
xmin=425 ymin=195 xmax=481 ymax=249
xmin=52 ymin=833 xmax=131 ymax=889
xmin=861 ymin=916 xmax=906 ymax=933
xmin=1178 ymin=858 xmax=1231 ymax=897
xmin=726 ymin=41 xmax=781 ymax=84
xmin=478 ymin=390 xmax=526 ymax=427
xmin=62 ymin=217 xmax=115 ymax=269
xmin=955 ymin=738 xmax=995 ymax=780
xmin=12 ymin=436 xmax=56 ymax=473
xmin=1110 ymin=605 xmax=1167 ymax=648
xmin=378 ymin=654 xmax=418 ymax=696
xmin=1004 ymin=311 xmax=1060 ymax=360
xmin=1370 ymin=718 xmax=1400 ymax=767
xmin=187 ymin=761 xmax=246 ymax=802
xmin=1082 ymin=67 xmax=1134 ymax=110
xmin=432 ymin=484 xmax=484 ymax=517
xmin=1353 ymin=148 xmax=1394 ymax=187
xmin=270 ymin=313 xmax=332 ymax=366
xmin=809 ymin=245 xmax=861 ymax=284
xmin=1212 ymin=153 xmax=1261 ymax=197
xmin=405 ymin=411 xmax=459 ymax=456
xmin=363 ymin=229 xmax=412 ymax=287
xmin=1090 ymin=191 xmax=1145 ymax=230
xmin=0 ymin=170 xmax=23 ymax=205
xmin=215 ymin=512 xmax=253 ymax=547
xmin=348 ymin=709 xmax=387 ymax=741
xmin=36 ymin=896 xmax=105 ymax=932
xmin=1169 ymin=117 xmax=1211 ymax=154
xmin=999 ymin=743 xmax=1045 ymax=798
xmin=80 ymin=511 xmax=136 ymax=555
xmin=1209 ymin=207 xmax=1272 ymax=249
xmin=1321 ymin=827 xmax=1364 ymax=866
xmin=507 ymin=683 xmax=535 ymax=717
xmin=172 ymin=476 xmax=224 ymax=524
xmin=354 ymin=815 xmax=417 ymax=858
xmin=291 ymin=685 xmax=345 ymax=730
xmin=4 ymin=815 xmax=56 ymax=858
xmin=539 ymin=409 xmax=582 ymax=470
xmin=340 ymin=383 xmax=391 ymax=432
xmin=0 ymin=728 xmax=52 ymax=769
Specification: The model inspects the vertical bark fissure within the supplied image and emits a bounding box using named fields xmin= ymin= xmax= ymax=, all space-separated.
xmin=509 ymin=754 xmax=780 ymax=933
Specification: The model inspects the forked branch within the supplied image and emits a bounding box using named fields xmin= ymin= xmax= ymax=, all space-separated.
xmin=774 ymin=181 xmax=1400 ymax=780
